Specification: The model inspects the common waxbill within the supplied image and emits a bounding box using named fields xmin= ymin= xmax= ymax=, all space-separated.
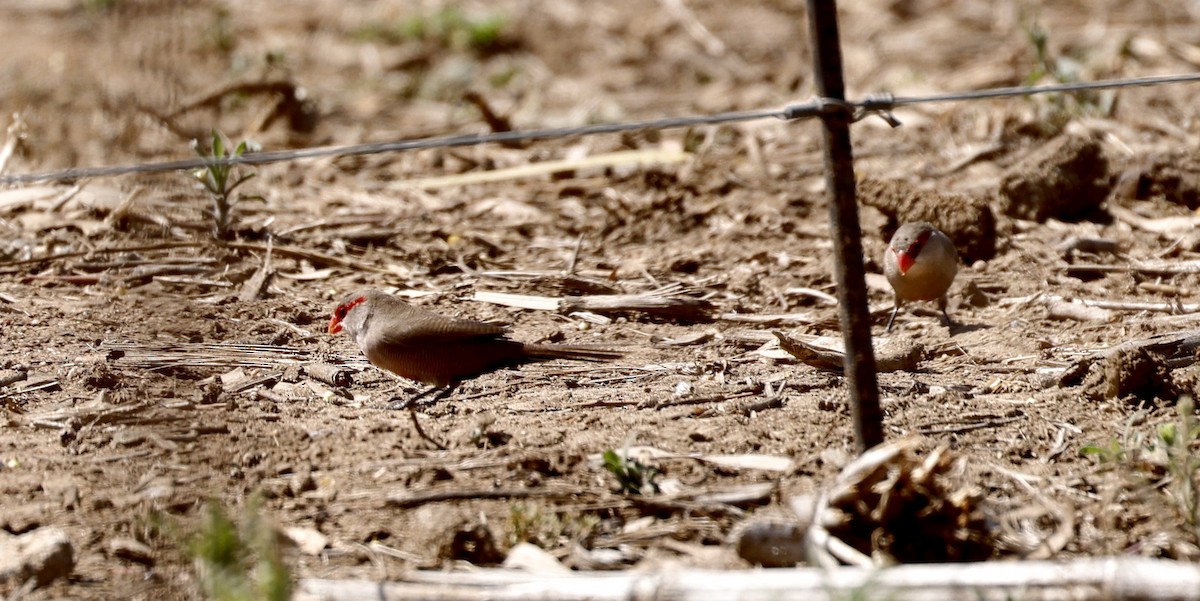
xmin=883 ymin=222 xmax=959 ymax=332
xmin=328 ymin=290 xmax=620 ymax=402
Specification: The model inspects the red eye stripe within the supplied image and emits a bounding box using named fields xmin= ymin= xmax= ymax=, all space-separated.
xmin=907 ymin=228 xmax=933 ymax=256
xmin=335 ymin=296 xmax=367 ymax=319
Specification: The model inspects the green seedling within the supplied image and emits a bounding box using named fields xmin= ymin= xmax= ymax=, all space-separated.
xmin=189 ymin=499 xmax=291 ymax=601
xmin=508 ymin=502 xmax=599 ymax=549
xmin=1081 ymin=398 xmax=1200 ymax=540
xmin=354 ymin=5 xmax=508 ymax=53
xmin=602 ymin=448 xmax=660 ymax=495
xmin=1021 ymin=19 xmax=1113 ymax=131
xmin=193 ymin=129 xmax=258 ymax=240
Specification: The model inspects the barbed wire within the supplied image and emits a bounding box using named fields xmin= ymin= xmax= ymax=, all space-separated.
xmin=3 ymin=72 xmax=1199 ymax=186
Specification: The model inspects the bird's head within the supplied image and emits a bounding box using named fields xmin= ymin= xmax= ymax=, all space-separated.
xmin=328 ymin=294 xmax=369 ymax=335
xmin=891 ymin=226 xmax=934 ymax=276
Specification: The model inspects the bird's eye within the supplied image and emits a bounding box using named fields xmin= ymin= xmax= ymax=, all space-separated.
xmin=335 ymin=305 xmax=347 ymax=319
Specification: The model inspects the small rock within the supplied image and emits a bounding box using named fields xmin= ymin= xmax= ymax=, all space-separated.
xmin=731 ymin=518 xmax=809 ymax=567
xmin=107 ymin=537 xmax=154 ymax=566
xmin=502 ymin=542 xmax=570 ymax=574
xmin=0 ymin=527 xmax=74 ymax=588
xmin=288 ymin=470 xmax=317 ymax=497
xmin=673 ymin=381 xmax=693 ymax=397
xmin=282 ymin=526 xmax=328 ymax=556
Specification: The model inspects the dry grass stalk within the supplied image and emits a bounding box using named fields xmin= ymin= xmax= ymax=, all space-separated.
xmin=295 ymin=557 xmax=1200 ymax=601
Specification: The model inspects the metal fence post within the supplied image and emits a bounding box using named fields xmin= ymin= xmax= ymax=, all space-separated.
xmin=805 ymin=0 xmax=883 ymax=452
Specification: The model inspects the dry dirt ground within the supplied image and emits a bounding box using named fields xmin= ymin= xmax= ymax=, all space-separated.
xmin=4 ymin=0 xmax=1200 ymax=598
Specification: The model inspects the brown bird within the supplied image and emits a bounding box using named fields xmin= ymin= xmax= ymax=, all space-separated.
xmin=328 ymin=290 xmax=620 ymax=404
xmin=883 ymin=222 xmax=959 ymax=332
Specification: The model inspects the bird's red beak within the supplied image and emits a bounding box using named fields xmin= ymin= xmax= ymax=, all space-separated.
xmin=895 ymin=250 xmax=915 ymax=275
xmin=328 ymin=316 xmax=344 ymax=334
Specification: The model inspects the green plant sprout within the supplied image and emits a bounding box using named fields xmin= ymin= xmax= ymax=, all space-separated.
xmin=508 ymin=502 xmax=599 ymax=549
xmin=354 ymin=5 xmax=508 ymax=53
xmin=193 ymin=129 xmax=258 ymax=240
xmin=1080 ymin=397 xmax=1200 ymax=539
xmin=189 ymin=499 xmax=291 ymax=601
xmin=602 ymin=448 xmax=660 ymax=495
xmin=1021 ymin=19 xmax=1113 ymax=131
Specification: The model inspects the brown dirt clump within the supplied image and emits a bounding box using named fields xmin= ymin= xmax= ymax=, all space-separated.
xmin=858 ymin=178 xmax=997 ymax=263
xmin=998 ymin=133 xmax=1110 ymax=222
xmin=1078 ymin=347 xmax=1179 ymax=405
xmin=1111 ymin=150 xmax=1200 ymax=209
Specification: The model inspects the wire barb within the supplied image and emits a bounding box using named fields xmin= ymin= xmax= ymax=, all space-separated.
xmin=854 ymin=93 xmax=901 ymax=127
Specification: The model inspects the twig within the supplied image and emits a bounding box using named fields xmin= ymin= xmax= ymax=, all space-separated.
xmin=1062 ymin=262 xmax=1200 ymax=277
xmin=565 ymin=235 xmax=584 ymax=275
xmin=719 ymin=313 xmax=818 ymax=325
xmin=1045 ymin=299 xmax=1115 ymax=322
xmin=647 ymin=384 xmax=762 ymax=410
xmin=296 ymin=557 xmax=1200 ymax=601
xmin=402 ymin=148 xmax=691 ymax=190
xmin=0 ymin=370 xmax=28 ymax=388
xmin=0 ymin=377 xmax=60 ymax=400
xmin=1110 ymin=203 xmax=1200 ymax=235
xmin=784 ymin=287 xmax=838 ymax=305
xmin=0 ymin=113 xmax=27 ymax=174
xmin=658 ymin=0 xmax=729 ymax=57
xmin=238 ymin=237 xmax=275 ymax=301
xmin=773 ymin=331 xmax=922 ymax=373
xmin=1043 ymin=294 xmax=1200 ymax=314
xmin=385 ymin=483 xmax=589 ymax=508
xmin=914 ymin=416 xmax=1024 ymax=435
xmin=473 ymin=289 xmax=714 ymax=321
xmin=408 ymin=407 xmax=447 ymax=451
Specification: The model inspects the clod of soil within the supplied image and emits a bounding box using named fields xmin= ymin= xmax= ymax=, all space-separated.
xmin=820 ymin=443 xmax=995 ymax=563
xmin=1111 ymin=150 xmax=1200 ymax=209
xmin=998 ymin=133 xmax=1110 ymax=222
xmin=439 ymin=521 xmax=505 ymax=566
xmin=1080 ymin=347 xmax=1179 ymax=405
xmin=858 ymin=178 xmax=996 ymax=263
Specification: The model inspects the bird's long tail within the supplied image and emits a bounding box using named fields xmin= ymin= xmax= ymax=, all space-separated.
xmin=522 ymin=343 xmax=623 ymax=363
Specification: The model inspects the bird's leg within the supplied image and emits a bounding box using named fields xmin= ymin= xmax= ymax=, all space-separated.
xmin=885 ymin=301 xmax=902 ymax=333
xmin=937 ymin=296 xmax=956 ymax=328
xmin=385 ymin=382 xmax=458 ymax=410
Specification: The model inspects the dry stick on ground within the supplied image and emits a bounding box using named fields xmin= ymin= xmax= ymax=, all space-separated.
xmin=1059 ymin=328 xmax=1200 ymax=384
xmin=238 ymin=238 xmax=275 ymax=301
xmin=403 ymin=148 xmax=692 ymax=190
xmin=152 ymin=79 xmax=311 ymax=136
xmin=0 ymin=240 xmax=391 ymax=274
xmin=912 ymin=412 xmax=1024 ymax=435
xmin=0 ymin=113 xmax=27 ymax=173
xmin=103 ymin=341 xmax=365 ymax=370
xmin=719 ymin=312 xmax=819 ymax=325
xmin=1110 ymin=203 xmax=1200 ymax=235
xmin=0 ymin=377 xmax=60 ymax=401
xmin=295 ymin=557 xmax=1200 ymax=601
xmin=989 ymin=464 xmax=1075 ymax=559
xmin=385 ymin=483 xmax=591 ymax=509
xmin=1061 ymin=262 xmax=1200 ymax=277
xmin=473 ymin=290 xmax=715 ymax=322
xmin=646 ymin=384 xmax=762 ymax=410
xmin=1045 ymin=299 xmax=1116 ymax=322
xmin=1042 ymin=294 xmax=1200 ymax=315
xmin=773 ymin=331 xmax=922 ymax=373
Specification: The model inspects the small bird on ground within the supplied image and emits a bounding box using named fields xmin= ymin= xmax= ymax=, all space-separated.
xmin=328 ymin=290 xmax=621 ymax=405
xmin=883 ymin=222 xmax=959 ymax=332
